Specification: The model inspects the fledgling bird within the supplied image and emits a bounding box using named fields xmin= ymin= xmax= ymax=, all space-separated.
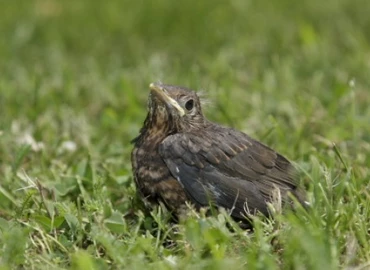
xmin=131 ymin=82 xmax=306 ymax=225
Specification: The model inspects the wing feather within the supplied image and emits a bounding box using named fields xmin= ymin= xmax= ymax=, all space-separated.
xmin=159 ymin=126 xmax=303 ymax=217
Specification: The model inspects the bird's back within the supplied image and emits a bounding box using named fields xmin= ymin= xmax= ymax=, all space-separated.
xmin=159 ymin=123 xmax=305 ymax=219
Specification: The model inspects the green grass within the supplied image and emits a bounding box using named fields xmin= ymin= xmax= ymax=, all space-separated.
xmin=1 ymin=0 xmax=370 ymax=269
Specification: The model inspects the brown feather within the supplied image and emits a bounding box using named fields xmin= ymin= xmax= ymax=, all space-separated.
xmin=131 ymin=83 xmax=307 ymax=226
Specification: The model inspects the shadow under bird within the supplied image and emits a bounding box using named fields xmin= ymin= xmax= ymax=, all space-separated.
xmin=131 ymin=82 xmax=306 ymax=225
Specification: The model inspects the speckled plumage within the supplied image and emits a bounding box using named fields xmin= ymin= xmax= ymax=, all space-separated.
xmin=131 ymin=83 xmax=305 ymax=224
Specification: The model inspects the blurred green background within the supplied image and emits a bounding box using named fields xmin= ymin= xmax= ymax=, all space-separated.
xmin=0 ymin=0 xmax=370 ymax=269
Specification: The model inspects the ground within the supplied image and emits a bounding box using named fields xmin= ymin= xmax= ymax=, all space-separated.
xmin=0 ymin=0 xmax=370 ymax=269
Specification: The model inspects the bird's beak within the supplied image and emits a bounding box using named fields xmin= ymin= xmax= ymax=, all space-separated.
xmin=149 ymin=83 xmax=185 ymax=116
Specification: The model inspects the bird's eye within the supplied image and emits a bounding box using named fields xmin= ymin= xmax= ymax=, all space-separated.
xmin=185 ymin=99 xmax=194 ymax=111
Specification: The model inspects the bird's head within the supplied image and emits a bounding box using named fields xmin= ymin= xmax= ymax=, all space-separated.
xmin=147 ymin=82 xmax=206 ymax=132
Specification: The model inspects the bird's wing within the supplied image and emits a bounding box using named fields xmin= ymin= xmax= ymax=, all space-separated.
xmin=159 ymin=126 xmax=303 ymax=218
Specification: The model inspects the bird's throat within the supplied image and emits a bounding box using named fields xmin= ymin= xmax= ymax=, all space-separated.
xmin=136 ymin=109 xmax=174 ymax=148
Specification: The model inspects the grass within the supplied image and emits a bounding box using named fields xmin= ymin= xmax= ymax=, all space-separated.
xmin=0 ymin=0 xmax=370 ymax=269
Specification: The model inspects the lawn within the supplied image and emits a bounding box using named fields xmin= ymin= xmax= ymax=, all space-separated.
xmin=0 ymin=0 xmax=370 ymax=269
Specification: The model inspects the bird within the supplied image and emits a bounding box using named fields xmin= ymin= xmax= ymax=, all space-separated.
xmin=131 ymin=82 xmax=306 ymax=225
